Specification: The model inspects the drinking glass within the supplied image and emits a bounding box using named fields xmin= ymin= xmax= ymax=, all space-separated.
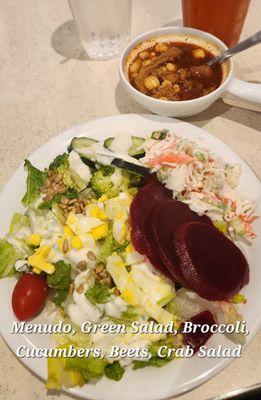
xmin=182 ymin=0 xmax=251 ymax=47
xmin=68 ymin=0 xmax=132 ymax=60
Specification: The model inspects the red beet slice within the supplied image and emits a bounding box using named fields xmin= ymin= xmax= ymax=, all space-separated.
xmin=182 ymin=310 xmax=216 ymax=353
xmin=152 ymin=199 xmax=212 ymax=286
xmin=130 ymin=182 xmax=172 ymax=275
xmin=173 ymin=222 xmax=249 ymax=301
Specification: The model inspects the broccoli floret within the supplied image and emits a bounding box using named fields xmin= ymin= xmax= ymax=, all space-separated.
xmin=48 ymin=153 xmax=77 ymax=190
xmin=90 ymin=166 xmax=119 ymax=197
xmin=90 ymin=165 xmax=143 ymax=197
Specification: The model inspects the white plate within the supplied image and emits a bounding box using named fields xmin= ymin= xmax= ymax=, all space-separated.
xmin=0 ymin=114 xmax=260 ymax=400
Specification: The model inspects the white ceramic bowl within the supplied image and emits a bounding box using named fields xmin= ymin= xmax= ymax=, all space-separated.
xmin=119 ymin=27 xmax=261 ymax=117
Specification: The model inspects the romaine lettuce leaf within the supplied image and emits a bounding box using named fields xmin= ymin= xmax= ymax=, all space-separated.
xmin=22 ymin=160 xmax=46 ymax=206
xmin=0 ymin=239 xmax=21 ymax=277
xmin=85 ymin=282 xmax=110 ymax=304
xmin=46 ymin=352 xmax=85 ymax=389
xmin=104 ymin=361 xmax=125 ymax=381
xmin=9 ymin=213 xmax=30 ymax=234
xmin=133 ymin=337 xmax=175 ymax=370
xmin=65 ymin=355 xmax=107 ymax=381
xmin=47 ymin=260 xmax=71 ymax=306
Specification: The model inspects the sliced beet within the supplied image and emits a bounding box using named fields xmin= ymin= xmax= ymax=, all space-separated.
xmin=130 ymin=182 xmax=172 ymax=275
xmin=152 ymin=199 xmax=212 ymax=286
xmin=182 ymin=310 xmax=216 ymax=353
xmin=173 ymin=222 xmax=249 ymax=301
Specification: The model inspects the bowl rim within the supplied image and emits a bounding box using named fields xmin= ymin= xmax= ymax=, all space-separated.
xmin=119 ymin=26 xmax=234 ymax=105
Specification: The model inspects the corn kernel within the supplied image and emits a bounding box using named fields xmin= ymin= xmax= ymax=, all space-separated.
xmin=155 ymin=43 xmax=168 ymax=52
xmin=26 ymin=233 xmax=41 ymax=247
xmin=144 ymin=75 xmax=160 ymax=90
xmin=192 ymin=48 xmax=205 ymax=59
xmin=166 ymin=63 xmax=177 ymax=72
xmin=71 ymin=235 xmax=83 ymax=249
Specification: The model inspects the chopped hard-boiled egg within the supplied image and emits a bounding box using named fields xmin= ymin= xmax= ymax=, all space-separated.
xmin=125 ymin=244 xmax=146 ymax=265
xmin=106 ymin=254 xmax=174 ymax=325
xmin=112 ymin=219 xmax=127 ymax=244
xmin=88 ymin=205 xmax=107 ymax=221
xmin=28 ymin=245 xmax=55 ymax=274
xmin=71 ymin=235 xmax=83 ymax=249
xmin=66 ymin=212 xmax=104 ymax=235
xmin=26 ymin=233 xmax=42 ymax=247
xmin=130 ymin=262 xmax=175 ymax=306
xmin=91 ymin=222 xmax=109 ymax=240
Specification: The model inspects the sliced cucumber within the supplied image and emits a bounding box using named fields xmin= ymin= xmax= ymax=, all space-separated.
xmin=151 ymin=129 xmax=168 ymax=140
xmin=103 ymin=135 xmax=145 ymax=158
xmin=111 ymin=158 xmax=149 ymax=176
xmin=68 ymin=137 xmax=99 ymax=153
xmin=128 ymin=136 xmax=145 ymax=158
xmin=104 ymin=137 xmax=114 ymax=149
xmin=80 ymin=156 xmax=96 ymax=170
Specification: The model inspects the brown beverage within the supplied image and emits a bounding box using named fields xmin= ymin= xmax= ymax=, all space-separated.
xmin=182 ymin=0 xmax=251 ymax=47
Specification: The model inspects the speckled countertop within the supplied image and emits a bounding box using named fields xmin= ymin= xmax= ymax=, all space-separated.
xmin=0 ymin=1 xmax=261 ymax=399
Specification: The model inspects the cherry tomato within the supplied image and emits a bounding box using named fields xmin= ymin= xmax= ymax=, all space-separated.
xmin=12 ymin=273 xmax=48 ymax=320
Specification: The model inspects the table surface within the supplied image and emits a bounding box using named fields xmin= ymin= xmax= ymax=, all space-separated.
xmin=0 ymin=1 xmax=261 ymax=399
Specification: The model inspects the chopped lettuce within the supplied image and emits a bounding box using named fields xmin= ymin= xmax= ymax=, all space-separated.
xmin=0 ymin=239 xmax=21 ymax=277
xmin=110 ymin=305 xmax=138 ymax=326
xmin=85 ymin=282 xmax=110 ymax=304
xmin=9 ymin=213 xmax=30 ymax=234
xmin=213 ymin=220 xmax=227 ymax=235
xmin=133 ymin=337 xmax=175 ymax=370
xmin=98 ymin=233 xmax=130 ymax=264
xmin=22 ymin=160 xmax=46 ymax=206
xmin=49 ymin=153 xmax=69 ymax=171
xmin=90 ymin=166 xmax=118 ymax=197
xmin=65 ymin=355 xmax=107 ymax=381
xmin=46 ymin=350 xmax=85 ymax=390
xmin=47 ymin=260 xmax=71 ymax=306
xmin=98 ymin=233 xmax=114 ymax=263
xmin=104 ymin=361 xmax=125 ymax=381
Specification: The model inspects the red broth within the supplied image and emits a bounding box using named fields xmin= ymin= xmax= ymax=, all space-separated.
xmin=128 ymin=42 xmax=223 ymax=101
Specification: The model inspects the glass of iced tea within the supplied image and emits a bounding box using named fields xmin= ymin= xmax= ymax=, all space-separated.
xmin=182 ymin=0 xmax=251 ymax=47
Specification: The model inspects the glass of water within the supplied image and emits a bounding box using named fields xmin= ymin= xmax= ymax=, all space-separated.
xmin=68 ymin=0 xmax=132 ymax=60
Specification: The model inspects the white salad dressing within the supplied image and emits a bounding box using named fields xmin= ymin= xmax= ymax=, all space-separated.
xmin=104 ymin=295 xmax=127 ymax=318
xmin=109 ymin=133 xmax=133 ymax=155
xmin=67 ymin=271 xmax=104 ymax=327
xmin=68 ymin=151 xmax=91 ymax=184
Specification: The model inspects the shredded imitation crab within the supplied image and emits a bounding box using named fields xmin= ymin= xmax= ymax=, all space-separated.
xmin=141 ymin=132 xmax=257 ymax=240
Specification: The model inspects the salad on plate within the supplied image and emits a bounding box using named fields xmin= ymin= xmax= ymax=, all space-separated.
xmin=0 ymin=129 xmax=257 ymax=389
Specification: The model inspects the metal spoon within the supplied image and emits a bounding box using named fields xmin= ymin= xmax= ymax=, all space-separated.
xmin=207 ymin=30 xmax=261 ymax=66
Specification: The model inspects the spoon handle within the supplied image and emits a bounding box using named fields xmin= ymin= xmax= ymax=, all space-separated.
xmin=207 ymin=30 xmax=261 ymax=66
